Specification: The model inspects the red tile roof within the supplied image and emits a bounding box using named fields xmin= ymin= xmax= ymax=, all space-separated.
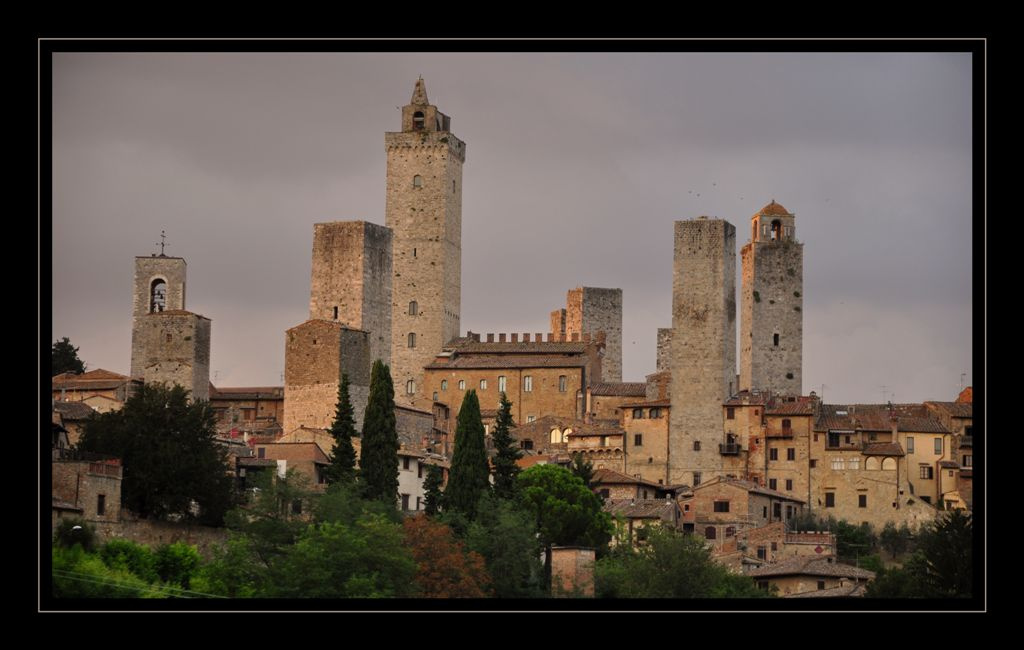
xmin=589 ymin=382 xmax=647 ymax=397
xmin=53 ymin=401 xmax=97 ymax=420
xmin=592 ymin=468 xmax=663 ymax=488
xmin=724 ymin=390 xmax=770 ymax=406
xmin=748 ymin=556 xmax=874 ymax=580
xmin=620 ymin=399 xmax=671 ymax=408
xmin=756 ymin=200 xmax=792 ymax=217
xmin=925 ymin=401 xmax=973 ymax=419
xmin=695 ymin=477 xmax=806 ymax=503
xmin=815 ymin=404 xmax=949 ymax=434
xmin=603 ymin=499 xmax=679 ymax=521
xmin=861 ymin=442 xmax=905 ymax=457
xmin=765 ymin=400 xmax=816 ymax=416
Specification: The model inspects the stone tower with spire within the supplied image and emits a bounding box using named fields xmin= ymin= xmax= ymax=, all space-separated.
xmin=386 ymin=78 xmax=466 ymax=408
xmin=740 ymin=200 xmax=803 ymax=395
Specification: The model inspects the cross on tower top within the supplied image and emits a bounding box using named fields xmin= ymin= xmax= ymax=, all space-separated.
xmin=156 ymin=230 xmax=167 ymax=256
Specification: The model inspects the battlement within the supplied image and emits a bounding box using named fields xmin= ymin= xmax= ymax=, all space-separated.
xmin=464 ymin=330 xmax=607 ymax=346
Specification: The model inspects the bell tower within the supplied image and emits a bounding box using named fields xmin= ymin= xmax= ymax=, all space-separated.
xmin=386 ymin=78 xmax=466 ymax=408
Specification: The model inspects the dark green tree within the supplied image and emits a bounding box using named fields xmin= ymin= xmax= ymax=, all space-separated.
xmin=358 ymin=360 xmax=399 ymax=504
xmin=422 ymin=464 xmax=444 ymax=516
xmin=517 ymin=464 xmax=613 ymax=588
xmin=444 ymin=390 xmax=491 ymax=519
xmin=595 ymin=526 xmax=771 ymax=598
xmin=866 ymin=511 xmax=972 ymax=598
xmin=467 ymin=493 xmax=544 ymax=598
xmin=325 ymin=374 xmax=358 ymax=485
xmin=490 ymin=391 xmax=521 ymax=500
xmin=78 ymin=383 xmax=234 ymax=525
xmin=569 ymin=452 xmax=594 ymax=486
xmin=52 ymin=337 xmax=86 ymax=375
xmin=879 ymin=521 xmax=914 ymax=560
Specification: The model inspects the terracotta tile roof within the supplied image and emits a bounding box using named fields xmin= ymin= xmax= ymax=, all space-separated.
xmin=939 ymin=460 xmax=961 ymax=469
xmin=619 ymin=399 xmax=671 ymax=408
xmin=956 ymin=387 xmax=972 ymax=404
xmin=210 ymin=385 xmax=284 ymax=400
xmin=395 ymin=404 xmax=432 ymax=416
xmin=695 ymin=477 xmax=806 ymax=503
xmin=52 ymin=498 xmax=83 ymax=512
xmin=566 ymin=421 xmax=626 ymax=437
xmin=237 ymin=457 xmax=278 ymax=468
xmin=425 ymin=356 xmax=587 ymax=370
xmin=747 ymin=556 xmax=875 ymax=580
xmin=592 ymin=468 xmax=662 ymax=488
xmin=861 ymin=442 xmax=906 ymax=457
xmin=603 ymin=499 xmax=679 ymax=521
xmin=765 ymin=399 xmax=817 ymax=416
xmin=53 ymin=368 xmax=133 ymax=390
xmin=445 ymin=340 xmax=587 ymax=354
xmin=53 ymin=401 xmax=97 ymax=420
xmin=815 ymin=404 xmax=948 ymax=434
xmin=756 ymin=199 xmax=792 ymax=217
xmin=589 ymin=382 xmax=647 ymax=397
xmin=724 ymin=390 xmax=770 ymax=406
xmin=925 ymin=401 xmax=973 ymax=419
xmin=784 ymin=583 xmax=868 ymax=598
xmin=479 ymin=409 xmax=498 ymax=418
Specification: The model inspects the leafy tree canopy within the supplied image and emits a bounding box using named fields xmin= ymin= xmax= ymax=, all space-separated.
xmin=53 ymin=337 xmax=86 ymax=375
xmin=78 ymin=383 xmax=235 ymax=525
xmin=517 ymin=463 xmax=612 ymax=551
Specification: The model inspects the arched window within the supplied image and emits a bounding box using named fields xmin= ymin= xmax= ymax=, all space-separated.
xmin=865 ymin=457 xmax=881 ymax=471
xmin=458 ymin=380 xmax=465 ymax=390
xmin=650 ymin=408 xmax=661 ymax=418
xmin=409 ymin=301 xmax=418 ymax=316
xmin=633 ymin=408 xmax=644 ymax=419
xmin=441 ymin=380 xmax=448 ymax=391
xmin=771 ymin=219 xmax=782 ymax=240
xmin=705 ymin=526 xmax=717 ymax=540
xmin=408 ymin=333 xmax=416 ymax=348
xmin=882 ymin=457 xmax=897 ymax=471
xmin=413 ymin=111 xmax=424 ymax=131
xmin=432 ymin=392 xmax=438 ymax=401
xmin=406 ymin=380 xmax=415 ymax=395
xmin=150 ymin=278 xmax=167 ymax=313
xmin=413 ymin=175 xmax=422 ymax=188
xmin=550 ymin=428 xmax=562 ymax=444
xmin=563 ymin=428 xmax=572 ymax=439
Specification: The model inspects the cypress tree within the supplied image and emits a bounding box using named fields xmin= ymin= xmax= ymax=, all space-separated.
xmin=325 ymin=374 xmax=358 ymax=485
xmin=358 ymin=360 xmax=399 ymax=504
xmin=491 ymin=391 xmax=522 ymax=500
xmin=444 ymin=390 xmax=490 ymax=519
xmin=422 ymin=464 xmax=444 ymax=516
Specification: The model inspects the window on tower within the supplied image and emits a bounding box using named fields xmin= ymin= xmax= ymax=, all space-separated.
xmin=774 ymin=333 xmax=780 ymax=347
xmin=771 ymin=220 xmax=782 ymax=240
xmin=413 ymin=175 xmax=422 ymax=188
xmin=413 ymin=111 xmax=424 ymax=130
xmin=408 ymin=333 xmax=416 ymax=348
xmin=150 ymin=279 xmax=167 ymax=313
xmin=406 ymin=380 xmax=415 ymax=395
xmin=409 ymin=301 xmax=418 ymax=316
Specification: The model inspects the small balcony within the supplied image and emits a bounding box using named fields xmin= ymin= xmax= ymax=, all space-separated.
xmin=719 ymin=443 xmax=741 ymax=455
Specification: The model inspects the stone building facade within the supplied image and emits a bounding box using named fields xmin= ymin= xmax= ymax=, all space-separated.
xmin=283 ymin=320 xmax=371 ymax=434
xmin=684 ymin=477 xmax=805 ymax=549
xmin=308 ymin=221 xmax=393 ymax=368
xmin=620 ymin=399 xmax=671 ymax=484
xmin=586 ymin=382 xmax=646 ymax=421
xmin=740 ymin=200 xmax=803 ymax=395
xmin=669 ymin=217 xmax=737 ymax=486
xmin=386 ymin=78 xmax=465 ymax=409
xmin=555 ymin=287 xmax=623 ymax=383
xmin=209 ymin=385 xmax=285 ymax=436
xmin=129 ymin=254 xmax=210 ymax=402
xmin=422 ymin=333 xmax=603 ymax=436
xmin=52 ymin=453 xmax=123 ymax=527
xmin=656 ymin=328 xmax=673 ymax=372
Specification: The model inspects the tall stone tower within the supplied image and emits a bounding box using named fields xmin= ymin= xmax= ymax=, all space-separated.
xmin=386 ymin=78 xmax=465 ymax=408
xmin=308 ymin=221 xmax=393 ymax=367
xmin=740 ymin=200 xmax=803 ymax=395
xmin=563 ymin=287 xmax=623 ymax=383
xmin=129 ymin=254 xmax=211 ymax=402
xmin=668 ymin=218 xmax=736 ymax=486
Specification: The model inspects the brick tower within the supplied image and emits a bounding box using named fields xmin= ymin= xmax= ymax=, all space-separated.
xmin=560 ymin=287 xmax=623 ymax=383
xmin=740 ymin=200 xmax=803 ymax=395
xmin=386 ymin=78 xmax=465 ymax=408
xmin=669 ymin=217 xmax=737 ymax=486
xmin=129 ymin=253 xmax=211 ymax=402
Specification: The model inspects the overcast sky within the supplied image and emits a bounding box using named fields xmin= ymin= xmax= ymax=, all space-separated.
xmin=50 ymin=51 xmax=973 ymax=404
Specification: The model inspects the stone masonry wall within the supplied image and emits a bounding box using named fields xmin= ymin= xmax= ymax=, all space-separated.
xmin=741 ymin=239 xmax=803 ymax=395
xmin=135 ymin=312 xmax=211 ymax=402
xmin=386 ymin=126 xmax=465 ymax=410
xmin=52 ymin=460 xmax=122 ymax=524
xmin=656 ymin=328 xmax=673 ymax=372
xmin=284 ymin=320 xmax=371 ymax=434
xmin=308 ymin=221 xmax=393 ymax=368
xmin=566 ymin=288 xmax=623 ymax=383
xmin=131 ymin=256 xmax=186 ymax=379
xmin=669 ymin=218 xmax=737 ymax=485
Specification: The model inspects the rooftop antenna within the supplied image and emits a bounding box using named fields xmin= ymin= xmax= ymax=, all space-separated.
xmin=156 ymin=230 xmax=167 ymax=256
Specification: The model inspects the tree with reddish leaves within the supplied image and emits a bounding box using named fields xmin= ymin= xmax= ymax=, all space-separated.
xmin=402 ymin=515 xmax=491 ymax=598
